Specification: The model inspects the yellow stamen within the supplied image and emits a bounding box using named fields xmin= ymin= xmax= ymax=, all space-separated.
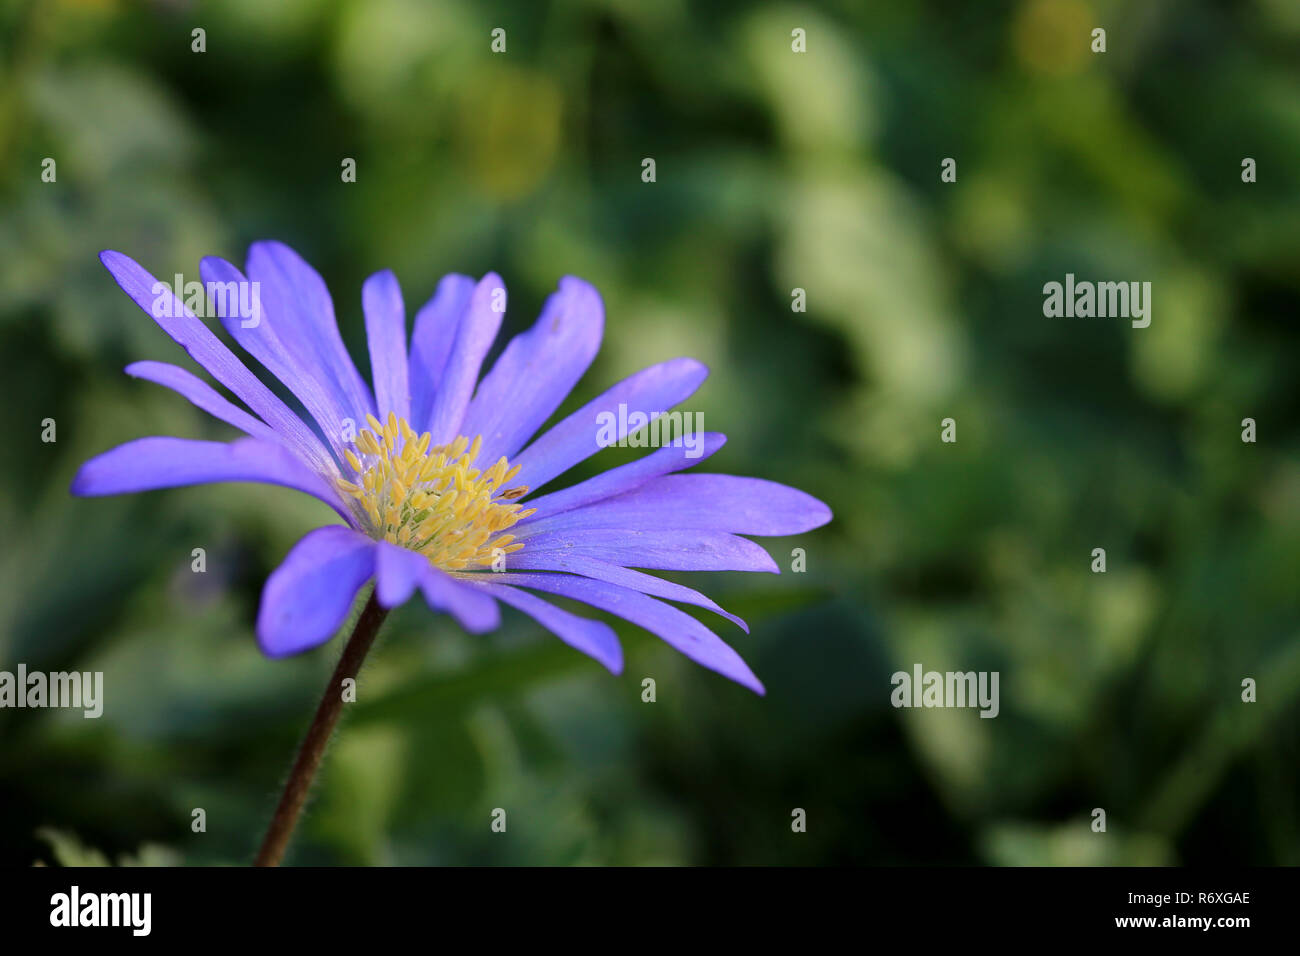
xmin=335 ymin=418 xmax=533 ymax=570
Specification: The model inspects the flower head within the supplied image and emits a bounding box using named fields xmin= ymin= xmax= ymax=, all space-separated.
xmin=72 ymin=243 xmax=831 ymax=693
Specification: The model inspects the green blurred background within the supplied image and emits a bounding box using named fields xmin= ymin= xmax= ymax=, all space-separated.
xmin=2 ymin=0 xmax=1298 ymax=866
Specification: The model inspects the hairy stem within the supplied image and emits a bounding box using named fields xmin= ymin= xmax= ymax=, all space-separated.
xmin=254 ymin=592 xmax=388 ymax=867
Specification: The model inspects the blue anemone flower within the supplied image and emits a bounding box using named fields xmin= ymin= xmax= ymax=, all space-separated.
xmin=72 ymin=242 xmax=831 ymax=693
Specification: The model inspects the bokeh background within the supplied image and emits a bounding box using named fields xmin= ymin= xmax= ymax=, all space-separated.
xmin=2 ymin=0 xmax=1298 ymax=866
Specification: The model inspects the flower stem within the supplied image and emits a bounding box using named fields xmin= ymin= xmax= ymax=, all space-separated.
xmin=254 ymin=591 xmax=388 ymax=867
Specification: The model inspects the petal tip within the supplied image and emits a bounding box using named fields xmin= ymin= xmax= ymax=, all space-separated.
xmin=813 ymin=499 xmax=833 ymax=525
xmin=364 ymin=267 xmax=400 ymax=288
xmin=460 ymin=610 xmax=501 ymax=634
xmin=679 ymin=356 xmax=709 ymax=378
xmin=98 ymin=249 xmax=135 ymax=280
xmin=255 ymin=627 xmax=310 ymax=660
xmin=68 ymin=468 xmax=91 ymax=497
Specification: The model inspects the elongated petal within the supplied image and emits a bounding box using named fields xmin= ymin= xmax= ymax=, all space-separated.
xmin=202 ymin=254 xmax=359 ymax=464
xmin=517 ymin=528 xmax=779 ymax=573
xmin=362 ymin=270 xmax=410 ymax=422
xmin=425 ymin=273 xmax=506 ymax=444
xmin=373 ymin=540 xmax=427 ymax=608
xmin=458 ymin=578 xmax=623 ymax=674
xmin=518 ymin=474 xmax=832 ymax=538
xmin=376 ymin=542 xmax=499 ymax=631
xmin=99 ymin=250 xmax=333 ymax=474
xmin=70 ymin=436 xmax=352 ymax=521
xmin=520 ymin=433 xmax=725 ymax=519
xmin=245 ymin=240 xmax=375 ymax=429
xmin=257 ymin=526 xmax=376 ymax=656
xmin=460 ymin=276 xmax=604 ymax=463
xmin=474 ymin=572 xmax=764 ymax=693
xmin=510 ymin=358 xmax=709 ymax=493
xmin=503 ymin=551 xmax=747 ymax=631
xmin=419 ymin=565 xmax=500 ymax=633
xmin=409 ymin=274 xmax=475 ymax=432
xmin=125 ymin=361 xmax=281 ymax=443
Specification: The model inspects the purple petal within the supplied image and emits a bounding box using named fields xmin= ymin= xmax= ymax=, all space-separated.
xmin=476 ymin=572 xmax=764 ymax=693
xmin=98 ymin=250 xmax=334 ymax=475
xmin=202 ymin=254 xmax=361 ymax=464
xmin=125 ymin=361 xmax=281 ymax=444
xmin=244 ymin=241 xmax=375 ymax=431
xmin=425 ymin=273 xmax=506 ymax=444
xmin=503 ymin=551 xmax=747 ymax=632
xmin=460 ymin=276 xmax=604 ymax=463
xmin=519 ymin=433 xmax=725 ymax=520
xmin=458 ymin=578 xmax=623 ymax=674
xmin=517 ymin=528 xmax=779 ymax=573
xmin=409 ymin=274 xmax=475 ymax=433
xmin=510 ymin=358 xmax=709 ymax=493
xmin=419 ymin=565 xmax=501 ymax=634
xmin=373 ymin=540 xmax=427 ymax=608
xmin=518 ymin=474 xmax=832 ymax=538
xmin=362 ymin=270 xmax=410 ymax=422
xmin=257 ymin=526 xmax=376 ymax=656
xmin=375 ymin=542 xmax=500 ymax=630
xmin=71 ymin=436 xmax=353 ymax=522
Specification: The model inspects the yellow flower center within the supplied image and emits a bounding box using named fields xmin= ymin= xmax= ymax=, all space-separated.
xmin=335 ymin=412 xmax=533 ymax=570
